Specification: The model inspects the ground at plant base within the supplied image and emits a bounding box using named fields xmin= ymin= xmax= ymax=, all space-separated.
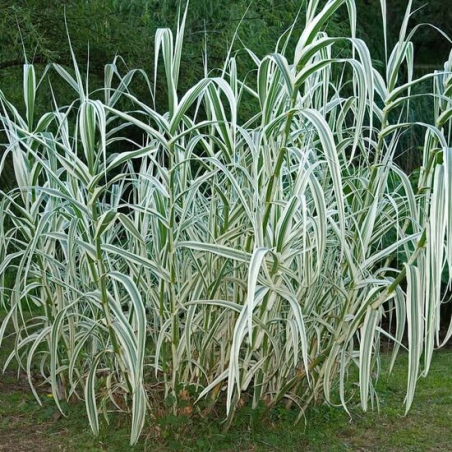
xmin=1 ymin=344 xmax=451 ymax=452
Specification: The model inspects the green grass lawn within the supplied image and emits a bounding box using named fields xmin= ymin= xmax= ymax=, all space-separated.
xmin=1 ymin=329 xmax=451 ymax=451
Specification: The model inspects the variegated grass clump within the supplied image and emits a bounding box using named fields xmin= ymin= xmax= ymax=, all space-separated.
xmin=1 ymin=0 xmax=452 ymax=445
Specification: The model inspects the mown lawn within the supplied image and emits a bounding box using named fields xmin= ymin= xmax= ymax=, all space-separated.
xmin=1 ymin=323 xmax=451 ymax=451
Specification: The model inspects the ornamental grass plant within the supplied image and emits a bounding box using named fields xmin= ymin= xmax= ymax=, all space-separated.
xmin=0 ymin=0 xmax=451 ymax=445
